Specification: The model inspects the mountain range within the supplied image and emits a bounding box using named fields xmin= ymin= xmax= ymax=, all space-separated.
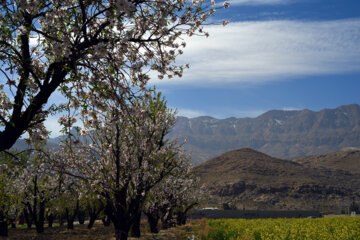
xmin=196 ymin=148 xmax=360 ymax=213
xmin=168 ymin=104 xmax=360 ymax=165
xmin=11 ymin=104 xmax=360 ymax=166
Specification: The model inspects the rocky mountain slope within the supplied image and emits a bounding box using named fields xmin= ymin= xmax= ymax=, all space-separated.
xmin=196 ymin=148 xmax=360 ymax=213
xmin=293 ymin=149 xmax=360 ymax=174
xmin=11 ymin=104 xmax=360 ymax=166
xmin=169 ymin=104 xmax=360 ymax=165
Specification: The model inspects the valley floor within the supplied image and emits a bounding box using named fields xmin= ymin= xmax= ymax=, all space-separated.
xmin=0 ymin=220 xmax=204 ymax=240
xmin=2 ymin=216 xmax=360 ymax=240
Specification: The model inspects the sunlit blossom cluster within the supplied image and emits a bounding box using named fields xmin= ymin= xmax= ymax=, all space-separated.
xmin=0 ymin=0 xmax=230 ymax=151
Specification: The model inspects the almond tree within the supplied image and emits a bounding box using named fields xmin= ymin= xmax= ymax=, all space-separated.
xmin=14 ymin=150 xmax=60 ymax=233
xmin=0 ymin=156 xmax=18 ymax=236
xmin=52 ymin=89 xmax=185 ymax=240
xmin=0 ymin=151 xmax=30 ymax=236
xmin=143 ymin=158 xmax=202 ymax=232
xmin=0 ymin=0 xmax=218 ymax=152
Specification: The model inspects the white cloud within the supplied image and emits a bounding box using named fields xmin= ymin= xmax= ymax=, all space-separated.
xmin=227 ymin=0 xmax=291 ymax=6
xmin=176 ymin=108 xmax=207 ymax=118
xmin=235 ymin=109 xmax=266 ymax=118
xmin=150 ymin=18 xmax=360 ymax=86
xmin=43 ymin=116 xmax=62 ymax=137
xmin=281 ymin=107 xmax=301 ymax=111
xmin=176 ymin=108 xmax=268 ymax=118
xmin=44 ymin=115 xmax=84 ymax=138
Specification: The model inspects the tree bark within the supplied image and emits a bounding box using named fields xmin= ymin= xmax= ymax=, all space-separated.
xmin=102 ymin=215 xmax=111 ymax=226
xmin=176 ymin=211 xmax=187 ymax=225
xmin=130 ymin=212 xmax=141 ymax=238
xmin=65 ymin=208 xmax=76 ymax=230
xmin=59 ymin=214 xmax=64 ymax=226
xmin=78 ymin=210 xmax=85 ymax=225
xmin=0 ymin=65 xmax=68 ymax=153
xmin=47 ymin=213 xmax=54 ymax=227
xmin=87 ymin=216 xmax=96 ymax=229
xmin=102 ymin=202 xmax=112 ymax=226
xmin=87 ymin=202 xmax=103 ymax=229
xmin=161 ymin=210 xmax=175 ymax=230
xmin=114 ymin=222 xmax=130 ymax=240
xmin=24 ymin=209 xmax=32 ymax=229
xmin=0 ymin=214 xmax=8 ymax=237
xmin=35 ymin=200 xmax=45 ymax=233
xmin=146 ymin=213 xmax=159 ymax=233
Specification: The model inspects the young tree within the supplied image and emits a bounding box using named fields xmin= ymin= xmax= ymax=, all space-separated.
xmin=143 ymin=158 xmax=202 ymax=232
xmin=0 ymin=151 xmax=29 ymax=236
xmin=0 ymin=0 xmax=217 ymax=152
xmin=55 ymin=175 xmax=81 ymax=230
xmin=0 ymin=165 xmax=12 ymax=236
xmin=84 ymin=194 xmax=104 ymax=229
xmin=15 ymin=151 xmax=59 ymax=233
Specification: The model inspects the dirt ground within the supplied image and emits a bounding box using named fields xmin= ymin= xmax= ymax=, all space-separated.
xmin=0 ymin=219 xmax=206 ymax=240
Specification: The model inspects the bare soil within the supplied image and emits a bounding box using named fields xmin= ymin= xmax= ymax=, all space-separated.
xmin=0 ymin=220 xmax=205 ymax=240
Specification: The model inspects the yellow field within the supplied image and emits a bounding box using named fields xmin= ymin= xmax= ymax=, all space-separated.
xmin=201 ymin=217 xmax=360 ymax=240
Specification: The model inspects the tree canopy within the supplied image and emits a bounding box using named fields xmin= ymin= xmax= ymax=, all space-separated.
xmin=0 ymin=0 xmax=216 ymax=151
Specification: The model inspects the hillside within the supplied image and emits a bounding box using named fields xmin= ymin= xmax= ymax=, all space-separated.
xmin=293 ymin=150 xmax=360 ymax=174
xmin=169 ymin=104 xmax=360 ymax=165
xmin=196 ymin=148 xmax=360 ymax=213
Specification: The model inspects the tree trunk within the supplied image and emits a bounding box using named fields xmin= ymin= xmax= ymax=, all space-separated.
xmin=87 ymin=209 xmax=97 ymax=229
xmin=161 ymin=210 xmax=174 ymax=230
xmin=114 ymin=222 xmax=130 ymax=240
xmin=35 ymin=200 xmax=45 ymax=233
xmin=102 ymin=203 xmax=111 ymax=227
xmin=102 ymin=215 xmax=111 ymax=226
xmin=115 ymin=229 xmax=129 ymax=240
xmin=66 ymin=208 xmax=75 ymax=230
xmin=59 ymin=214 xmax=64 ymax=226
xmin=146 ymin=213 xmax=159 ymax=233
xmin=87 ymin=202 xmax=103 ymax=229
xmin=78 ymin=210 xmax=85 ymax=225
xmin=0 ymin=66 xmax=68 ymax=152
xmin=0 ymin=214 xmax=8 ymax=237
xmin=67 ymin=219 xmax=74 ymax=230
xmin=24 ymin=209 xmax=32 ymax=229
xmin=87 ymin=216 xmax=96 ymax=229
xmin=47 ymin=213 xmax=54 ymax=227
xmin=176 ymin=211 xmax=187 ymax=225
xmin=35 ymin=221 xmax=44 ymax=234
xmin=130 ymin=212 xmax=141 ymax=238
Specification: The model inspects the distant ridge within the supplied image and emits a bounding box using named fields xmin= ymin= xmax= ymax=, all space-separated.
xmin=196 ymin=148 xmax=360 ymax=212
xmin=11 ymin=104 xmax=360 ymax=166
xmin=168 ymin=104 xmax=360 ymax=165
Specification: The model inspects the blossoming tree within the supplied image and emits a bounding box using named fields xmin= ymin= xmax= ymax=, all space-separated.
xmin=0 ymin=153 xmax=20 ymax=236
xmin=143 ymin=158 xmax=202 ymax=233
xmin=0 ymin=0 xmax=219 ymax=152
xmin=14 ymin=150 xmax=61 ymax=233
xmin=53 ymin=89 xmax=186 ymax=240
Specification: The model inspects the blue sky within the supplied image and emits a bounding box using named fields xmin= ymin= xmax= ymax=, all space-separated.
xmin=150 ymin=0 xmax=360 ymax=118
xmin=43 ymin=0 xmax=360 ymax=136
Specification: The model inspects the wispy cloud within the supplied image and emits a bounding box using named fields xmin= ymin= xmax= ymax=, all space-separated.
xmin=281 ymin=107 xmax=301 ymax=111
xmin=150 ymin=18 xmax=360 ymax=86
xmin=176 ymin=108 xmax=207 ymax=118
xmin=235 ymin=109 xmax=267 ymax=118
xmin=228 ymin=0 xmax=291 ymax=6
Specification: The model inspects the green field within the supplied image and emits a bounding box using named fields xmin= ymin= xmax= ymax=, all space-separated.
xmin=200 ymin=217 xmax=360 ymax=240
